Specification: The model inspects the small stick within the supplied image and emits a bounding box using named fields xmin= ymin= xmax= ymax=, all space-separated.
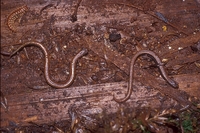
xmin=39 ymin=4 xmax=54 ymax=15
xmin=71 ymin=0 xmax=83 ymax=22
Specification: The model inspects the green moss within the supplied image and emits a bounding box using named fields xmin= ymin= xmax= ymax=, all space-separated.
xmin=181 ymin=113 xmax=194 ymax=133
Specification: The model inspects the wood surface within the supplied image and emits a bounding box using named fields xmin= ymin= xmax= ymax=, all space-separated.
xmin=1 ymin=0 xmax=200 ymax=128
xmin=1 ymin=74 xmax=200 ymax=127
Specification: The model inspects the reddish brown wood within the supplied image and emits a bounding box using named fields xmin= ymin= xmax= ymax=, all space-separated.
xmin=1 ymin=74 xmax=199 ymax=127
xmin=1 ymin=0 xmax=200 ymax=129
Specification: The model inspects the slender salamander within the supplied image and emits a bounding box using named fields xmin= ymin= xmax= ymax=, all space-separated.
xmin=113 ymin=50 xmax=179 ymax=103
xmin=10 ymin=41 xmax=88 ymax=89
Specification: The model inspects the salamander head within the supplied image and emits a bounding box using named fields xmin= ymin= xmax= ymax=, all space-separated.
xmin=81 ymin=48 xmax=88 ymax=55
xmin=170 ymin=80 xmax=179 ymax=89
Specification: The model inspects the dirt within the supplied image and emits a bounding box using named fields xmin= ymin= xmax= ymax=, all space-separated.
xmin=1 ymin=0 xmax=200 ymax=132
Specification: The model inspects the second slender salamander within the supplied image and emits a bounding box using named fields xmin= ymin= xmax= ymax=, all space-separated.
xmin=10 ymin=41 xmax=88 ymax=89
xmin=113 ymin=50 xmax=179 ymax=103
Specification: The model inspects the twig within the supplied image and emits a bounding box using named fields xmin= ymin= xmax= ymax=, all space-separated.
xmin=71 ymin=0 xmax=83 ymax=22
xmin=40 ymin=4 xmax=54 ymax=15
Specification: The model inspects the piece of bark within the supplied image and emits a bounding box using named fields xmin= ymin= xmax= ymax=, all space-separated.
xmin=85 ymin=36 xmax=198 ymax=108
xmin=1 ymin=74 xmax=199 ymax=128
xmin=174 ymin=74 xmax=200 ymax=97
xmin=0 ymin=82 xmax=159 ymax=127
xmin=159 ymin=32 xmax=200 ymax=57
xmin=166 ymin=53 xmax=200 ymax=67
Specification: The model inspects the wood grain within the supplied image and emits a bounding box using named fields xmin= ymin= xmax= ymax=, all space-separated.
xmin=1 ymin=74 xmax=199 ymax=127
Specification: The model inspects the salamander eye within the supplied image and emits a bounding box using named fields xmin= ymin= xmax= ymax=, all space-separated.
xmin=80 ymin=48 xmax=88 ymax=55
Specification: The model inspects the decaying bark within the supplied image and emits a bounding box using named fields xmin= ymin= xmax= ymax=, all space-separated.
xmin=1 ymin=74 xmax=199 ymax=127
xmin=1 ymin=0 xmax=200 ymax=129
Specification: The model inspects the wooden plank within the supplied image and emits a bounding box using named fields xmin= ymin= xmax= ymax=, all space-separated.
xmin=84 ymin=36 xmax=198 ymax=108
xmin=166 ymin=53 xmax=200 ymax=67
xmin=1 ymin=81 xmax=158 ymax=127
xmin=174 ymin=74 xmax=200 ymax=97
xmin=1 ymin=74 xmax=200 ymax=127
xmin=159 ymin=32 xmax=200 ymax=57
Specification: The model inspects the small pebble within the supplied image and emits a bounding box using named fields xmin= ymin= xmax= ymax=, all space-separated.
xmin=109 ymin=33 xmax=121 ymax=42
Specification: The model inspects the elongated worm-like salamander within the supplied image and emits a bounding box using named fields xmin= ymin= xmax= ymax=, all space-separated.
xmin=113 ymin=50 xmax=179 ymax=103
xmin=10 ymin=41 xmax=88 ymax=88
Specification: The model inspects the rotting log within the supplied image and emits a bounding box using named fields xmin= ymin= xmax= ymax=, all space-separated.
xmin=1 ymin=74 xmax=199 ymax=128
xmin=85 ymin=36 xmax=199 ymax=107
xmin=166 ymin=53 xmax=200 ymax=67
xmin=1 ymin=0 xmax=200 ymax=129
xmin=159 ymin=32 xmax=200 ymax=57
